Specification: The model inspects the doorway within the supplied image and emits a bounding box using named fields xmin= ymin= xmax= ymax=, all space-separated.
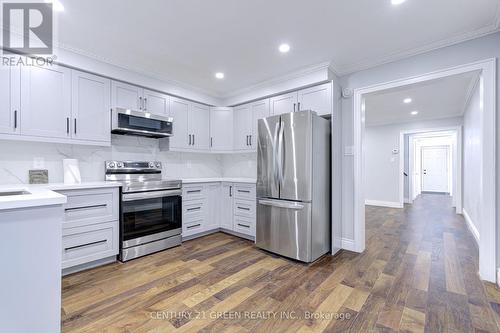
xmin=421 ymin=146 xmax=449 ymax=193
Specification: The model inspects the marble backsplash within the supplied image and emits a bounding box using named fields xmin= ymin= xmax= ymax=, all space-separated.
xmin=221 ymin=153 xmax=257 ymax=178
xmin=0 ymin=135 xmax=225 ymax=185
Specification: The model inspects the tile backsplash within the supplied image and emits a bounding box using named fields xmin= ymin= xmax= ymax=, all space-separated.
xmin=0 ymin=135 xmax=225 ymax=185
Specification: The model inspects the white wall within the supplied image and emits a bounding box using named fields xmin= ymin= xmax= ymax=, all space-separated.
xmin=221 ymin=153 xmax=257 ymax=178
xmin=463 ymin=78 xmax=482 ymax=239
xmin=364 ymin=117 xmax=463 ymax=206
xmin=0 ymin=136 xmax=223 ymax=185
xmin=339 ymin=31 xmax=500 ymax=269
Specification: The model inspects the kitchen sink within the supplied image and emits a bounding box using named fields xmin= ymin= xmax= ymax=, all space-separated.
xmin=0 ymin=190 xmax=31 ymax=196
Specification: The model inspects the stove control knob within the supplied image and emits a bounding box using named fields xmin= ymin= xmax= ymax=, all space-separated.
xmin=149 ymin=162 xmax=155 ymax=168
xmin=155 ymin=162 xmax=161 ymax=169
xmin=107 ymin=162 xmax=116 ymax=169
xmin=117 ymin=162 xmax=124 ymax=168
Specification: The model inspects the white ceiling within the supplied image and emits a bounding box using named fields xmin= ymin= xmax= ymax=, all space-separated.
xmin=56 ymin=0 xmax=500 ymax=97
xmin=364 ymin=71 xmax=480 ymax=126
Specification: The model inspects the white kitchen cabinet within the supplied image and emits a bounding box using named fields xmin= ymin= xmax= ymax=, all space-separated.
xmin=0 ymin=64 xmax=20 ymax=135
xmin=220 ymin=182 xmax=234 ymax=230
xmin=111 ymin=81 xmax=142 ymax=110
xmin=250 ymin=99 xmax=270 ymax=150
xmin=270 ymin=91 xmax=298 ymax=115
xmin=20 ymin=64 xmax=71 ymax=139
xmin=169 ymin=97 xmax=190 ymax=149
xmin=206 ymin=183 xmax=220 ymax=231
xmin=143 ymin=89 xmax=169 ymax=115
xmin=71 ymin=70 xmax=111 ymax=143
xmin=297 ymin=82 xmax=332 ymax=116
xmin=210 ymin=107 xmax=233 ymax=151
xmin=233 ymin=104 xmax=253 ymax=151
xmin=188 ymin=102 xmax=210 ymax=151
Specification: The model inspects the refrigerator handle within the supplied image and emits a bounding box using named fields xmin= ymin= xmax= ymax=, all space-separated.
xmin=273 ymin=122 xmax=280 ymax=186
xmin=277 ymin=121 xmax=285 ymax=186
xmin=258 ymin=199 xmax=304 ymax=210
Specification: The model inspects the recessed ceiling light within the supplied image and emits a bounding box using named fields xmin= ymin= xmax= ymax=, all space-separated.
xmin=45 ymin=0 xmax=65 ymax=11
xmin=279 ymin=43 xmax=290 ymax=53
xmin=215 ymin=72 xmax=224 ymax=79
xmin=391 ymin=0 xmax=406 ymax=5
xmin=403 ymin=98 xmax=412 ymax=104
xmin=410 ymin=111 xmax=419 ymax=115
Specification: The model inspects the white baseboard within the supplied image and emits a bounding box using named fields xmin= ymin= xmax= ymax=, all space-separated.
xmin=341 ymin=238 xmax=357 ymax=252
xmin=462 ymin=208 xmax=480 ymax=245
xmin=404 ymin=198 xmax=411 ymax=204
xmin=497 ymin=268 xmax=500 ymax=287
xmin=365 ymin=200 xmax=403 ymax=209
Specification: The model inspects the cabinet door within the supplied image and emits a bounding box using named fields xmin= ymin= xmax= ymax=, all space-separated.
xmin=20 ymin=64 xmax=71 ymax=138
xmin=233 ymin=104 xmax=252 ymax=151
xmin=0 ymin=64 xmax=20 ymax=134
xmin=188 ymin=102 xmax=210 ymax=150
xmin=270 ymin=91 xmax=298 ymax=115
xmin=71 ymin=70 xmax=111 ymax=143
xmin=297 ymin=82 xmax=332 ymax=116
xmin=169 ymin=97 xmax=189 ymax=149
xmin=111 ymin=81 xmax=142 ymax=110
xmin=143 ymin=89 xmax=169 ymax=115
xmin=250 ymin=99 xmax=270 ymax=150
xmin=220 ymin=183 xmax=234 ymax=230
xmin=206 ymin=183 xmax=220 ymax=231
xmin=210 ymin=107 xmax=233 ymax=151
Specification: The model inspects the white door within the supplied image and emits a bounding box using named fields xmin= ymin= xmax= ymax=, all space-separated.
xmin=111 ymin=81 xmax=142 ymax=110
xmin=71 ymin=70 xmax=111 ymax=143
xmin=210 ymin=107 xmax=233 ymax=151
xmin=169 ymin=97 xmax=189 ymax=149
xmin=270 ymin=92 xmax=298 ymax=115
xmin=233 ymin=104 xmax=253 ymax=151
xmin=21 ymin=64 xmax=71 ymax=138
xmin=143 ymin=89 xmax=169 ymax=115
xmin=422 ymin=146 xmax=449 ymax=193
xmin=188 ymin=102 xmax=210 ymax=151
xmin=297 ymin=82 xmax=332 ymax=116
xmin=220 ymin=183 xmax=234 ymax=230
xmin=0 ymin=64 xmax=20 ymax=134
xmin=206 ymin=183 xmax=220 ymax=231
xmin=251 ymin=99 xmax=270 ymax=150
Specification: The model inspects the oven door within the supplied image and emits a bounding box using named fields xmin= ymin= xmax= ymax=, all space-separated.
xmin=121 ymin=189 xmax=182 ymax=247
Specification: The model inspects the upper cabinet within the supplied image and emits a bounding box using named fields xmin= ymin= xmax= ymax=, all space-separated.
xmin=168 ymin=98 xmax=210 ymax=151
xmin=250 ymin=99 xmax=270 ymax=149
xmin=297 ymin=82 xmax=332 ymax=116
xmin=20 ymin=64 xmax=72 ymax=139
xmin=111 ymin=81 xmax=169 ymax=116
xmin=0 ymin=64 xmax=20 ymax=135
xmin=270 ymin=91 xmax=298 ymax=115
xmin=233 ymin=104 xmax=252 ymax=151
xmin=210 ymin=107 xmax=233 ymax=152
xmin=71 ymin=70 xmax=111 ymax=143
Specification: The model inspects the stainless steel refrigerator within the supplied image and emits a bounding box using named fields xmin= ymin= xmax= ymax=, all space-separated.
xmin=256 ymin=110 xmax=331 ymax=263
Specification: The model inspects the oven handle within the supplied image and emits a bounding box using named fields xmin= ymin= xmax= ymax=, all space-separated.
xmin=122 ymin=189 xmax=182 ymax=201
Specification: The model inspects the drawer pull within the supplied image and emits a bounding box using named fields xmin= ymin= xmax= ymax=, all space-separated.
xmin=237 ymin=223 xmax=251 ymax=228
xmin=187 ymin=207 xmax=201 ymax=212
xmin=65 ymin=239 xmax=107 ymax=252
xmin=237 ymin=206 xmax=251 ymax=211
xmin=238 ymin=190 xmax=251 ymax=193
xmin=187 ymin=189 xmax=202 ymax=194
xmin=65 ymin=204 xmax=107 ymax=212
xmin=187 ymin=224 xmax=201 ymax=229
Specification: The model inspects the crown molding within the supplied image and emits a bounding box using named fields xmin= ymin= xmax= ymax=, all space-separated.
xmin=334 ymin=24 xmax=500 ymax=76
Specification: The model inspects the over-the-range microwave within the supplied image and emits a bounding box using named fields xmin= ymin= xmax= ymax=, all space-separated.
xmin=111 ymin=108 xmax=173 ymax=138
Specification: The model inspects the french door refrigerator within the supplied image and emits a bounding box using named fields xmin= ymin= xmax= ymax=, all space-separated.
xmin=256 ymin=110 xmax=331 ymax=262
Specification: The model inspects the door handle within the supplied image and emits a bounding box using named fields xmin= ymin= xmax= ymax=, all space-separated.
xmin=259 ymin=199 xmax=304 ymax=210
xmin=210 ymin=137 xmax=213 ymax=147
xmin=192 ymin=134 xmax=195 ymax=146
xmin=14 ymin=110 xmax=17 ymax=129
xmin=229 ymin=185 xmax=232 ymax=197
xmin=249 ymin=135 xmax=252 ymax=146
xmin=74 ymin=118 xmax=77 ymax=134
xmin=277 ymin=121 xmax=285 ymax=185
xmin=188 ymin=134 xmax=192 ymax=145
xmin=66 ymin=117 xmax=70 ymax=134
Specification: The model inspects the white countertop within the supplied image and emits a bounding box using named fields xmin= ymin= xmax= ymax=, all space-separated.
xmin=182 ymin=177 xmax=256 ymax=184
xmin=0 ymin=186 xmax=67 ymax=211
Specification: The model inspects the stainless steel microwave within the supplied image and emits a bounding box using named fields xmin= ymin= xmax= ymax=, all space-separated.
xmin=111 ymin=108 xmax=173 ymax=138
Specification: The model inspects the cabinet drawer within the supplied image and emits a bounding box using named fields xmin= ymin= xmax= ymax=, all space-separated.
xmin=183 ymin=217 xmax=205 ymax=236
xmin=234 ymin=184 xmax=256 ymax=200
xmin=183 ymin=185 xmax=206 ymax=201
xmin=233 ymin=216 xmax=255 ymax=237
xmin=62 ymin=221 xmax=118 ymax=269
xmin=59 ymin=188 xmax=119 ymax=228
xmin=183 ymin=199 xmax=206 ymax=219
xmin=234 ymin=199 xmax=256 ymax=218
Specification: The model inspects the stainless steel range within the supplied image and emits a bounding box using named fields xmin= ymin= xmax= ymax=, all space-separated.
xmin=105 ymin=161 xmax=182 ymax=261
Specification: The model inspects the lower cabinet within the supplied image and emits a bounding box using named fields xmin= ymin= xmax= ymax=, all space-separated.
xmin=57 ymin=187 xmax=120 ymax=272
xmin=182 ymin=182 xmax=256 ymax=240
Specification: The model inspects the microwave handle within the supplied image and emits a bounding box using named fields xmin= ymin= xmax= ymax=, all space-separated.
xmin=122 ymin=189 xmax=182 ymax=201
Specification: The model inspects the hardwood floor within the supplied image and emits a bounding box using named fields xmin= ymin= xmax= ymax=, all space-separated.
xmin=62 ymin=194 xmax=500 ymax=332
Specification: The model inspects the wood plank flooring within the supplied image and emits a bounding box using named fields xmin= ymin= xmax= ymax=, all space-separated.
xmin=62 ymin=194 xmax=500 ymax=332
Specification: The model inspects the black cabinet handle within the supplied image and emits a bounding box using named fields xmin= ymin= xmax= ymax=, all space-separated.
xmin=249 ymin=135 xmax=252 ymax=146
xmin=74 ymin=118 xmax=77 ymax=134
xmin=187 ymin=189 xmax=201 ymax=194
xmin=210 ymin=137 xmax=213 ymax=147
xmin=65 ymin=239 xmax=106 ymax=252
xmin=66 ymin=117 xmax=70 ymax=134
xmin=192 ymin=134 xmax=195 ymax=145
xmin=229 ymin=186 xmax=232 ymax=197
xmin=238 ymin=189 xmax=250 ymax=193
xmin=237 ymin=223 xmax=250 ymax=228
xmin=187 ymin=207 xmax=201 ymax=212
xmin=187 ymin=224 xmax=201 ymax=229
xmin=14 ymin=110 xmax=17 ymax=129
xmin=65 ymin=204 xmax=107 ymax=212
xmin=188 ymin=134 xmax=192 ymax=145
xmin=237 ymin=206 xmax=250 ymax=211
